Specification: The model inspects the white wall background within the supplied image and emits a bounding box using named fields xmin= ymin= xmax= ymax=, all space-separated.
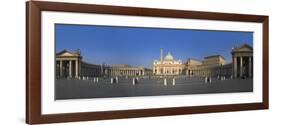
xmin=0 ymin=0 xmax=279 ymax=124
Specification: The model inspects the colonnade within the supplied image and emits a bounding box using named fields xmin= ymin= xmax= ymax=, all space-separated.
xmin=233 ymin=56 xmax=252 ymax=78
xmin=57 ymin=59 xmax=80 ymax=78
xmin=107 ymin=68 xmax=145 ymax=76
xmin=154 ymin=67 xmax=183 ymax=75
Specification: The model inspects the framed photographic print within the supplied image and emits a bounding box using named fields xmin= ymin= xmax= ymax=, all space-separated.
xmin=26 ymin=1 xmax=269 ymax=124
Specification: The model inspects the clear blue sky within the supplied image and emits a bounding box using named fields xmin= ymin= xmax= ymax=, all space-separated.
xmin=55 ymin=24 xmax=253 ymax=68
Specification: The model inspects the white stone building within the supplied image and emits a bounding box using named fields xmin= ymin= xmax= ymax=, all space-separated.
xmin=153 ymin=49 xmax=185 ymax=75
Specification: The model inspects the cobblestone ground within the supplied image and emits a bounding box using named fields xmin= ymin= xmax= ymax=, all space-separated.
xmin=55 ymin=76 xmax=253 ymax=100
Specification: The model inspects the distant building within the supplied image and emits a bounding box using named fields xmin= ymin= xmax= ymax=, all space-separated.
xmin=103 ymin=64 xmax=153 ymax=77
xmin=185 ymin=58 xmax=202 ymax=76
xmin=185 ymin=44 xmax=253 ymax=78
xmin=202 ymin=55 xmax=225 ymax=67
xmin=186 ymin=55 xmax=229 ymax=77
xmin=153 ymin=48 xmax=185 ymax=75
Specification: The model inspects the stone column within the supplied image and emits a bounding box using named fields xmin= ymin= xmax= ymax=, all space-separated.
xmin=168 ymin=68 xmax=170 ymax=74
xmin=157 ymin=67 xmax=159 ymax=74
xmin=240 ymin=56 xmax=243 ymax=77
xmin=69 ymin=60 xmax=72 ymax=77
xmin=249 ymin=56 xmax=252 ymax=77
xmin=60 ymin=60 xmax=63 ymax=77
xmin=78 ymin=59 xmax=81 ymax=76
xmin=75 ymin=59 xmax=78 ymax=78
xmin=233 ymin=56 xmax=237 ymax=78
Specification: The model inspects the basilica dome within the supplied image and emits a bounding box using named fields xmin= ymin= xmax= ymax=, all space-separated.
xmin=164 ymin=52 xmax=174 ymax=61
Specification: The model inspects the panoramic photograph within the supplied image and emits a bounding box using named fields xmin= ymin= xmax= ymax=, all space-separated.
xmin=55 ymin=24 xmax=253 ymax=100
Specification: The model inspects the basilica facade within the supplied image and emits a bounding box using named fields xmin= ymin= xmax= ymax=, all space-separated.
xmin=153 ymin=49 xmax=185 ymax=75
